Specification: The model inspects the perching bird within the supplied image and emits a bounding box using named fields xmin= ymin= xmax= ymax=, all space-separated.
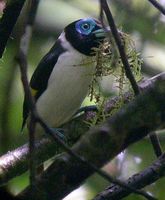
xmin=22 ymin=18 xmax=106 ymax=135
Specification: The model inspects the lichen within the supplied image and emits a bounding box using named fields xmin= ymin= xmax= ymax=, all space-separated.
xmin=87 ymin=31 xmax=142 ymax=126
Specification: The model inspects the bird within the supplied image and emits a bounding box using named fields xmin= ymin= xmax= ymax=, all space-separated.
xmin=22 ymin=18 xmax=106 ymax=135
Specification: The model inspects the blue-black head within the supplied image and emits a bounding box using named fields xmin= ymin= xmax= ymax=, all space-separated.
xmin=65 ymin=18 xmax=106 ymax=56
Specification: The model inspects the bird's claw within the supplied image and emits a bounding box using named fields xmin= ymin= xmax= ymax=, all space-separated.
xmin=50 ymin=128 xmax=66 ymax=142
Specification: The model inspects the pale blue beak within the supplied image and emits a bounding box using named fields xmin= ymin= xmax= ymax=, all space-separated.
xmin=93 ymin=28 xmax=106 ymax=39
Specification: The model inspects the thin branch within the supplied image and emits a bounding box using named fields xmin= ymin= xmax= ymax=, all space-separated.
xmin=93 ymin=153 xmax=165 ymax=200
xmin=100 ymin=0 xmax=162 ymax=159
xmin=147 ymin=0 xmax=165 ymax=15
xmin=149 ymin=132 xmax=162 ymax=157
xmin=142 ymin=1 xmax=164 ymax=159
xmin=16 ymin=0 xmax=40 ymax=194
xmin=18 ymin=76 xmax=165 ymax=200
xmin=100 ymin=0 xmax=139 ymax=95
xmin=0 ymin=0 xmax=26 ymax=58
xmin=16 ymin=50 xmax=37 ymax=194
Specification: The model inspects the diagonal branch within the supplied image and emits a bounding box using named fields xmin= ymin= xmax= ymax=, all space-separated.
xmin=100 ymin=0 xmax=139 ymax=95
xmin=0 ymin=0 xmax=26 ymax=58
xmin=17 ymin=76 xmax=165 ymax=200
xmin=93 ymin=153 xmax=165 ymax=200
xmin=16 ymin=0 xmax=40 ymax=194
xmin=147 ymin=0 xmax=165 ymax=15
xmin=100 ymin=0 xmax=162 ymax=159
xmin=0 ymin=72 xmax=165 ymax=186
xmin=36 ymin=115 xmax=155 ymax=200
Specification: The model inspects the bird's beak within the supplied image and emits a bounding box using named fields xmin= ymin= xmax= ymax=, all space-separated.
xmin=93 ymin=28 xmax=106 ymax=40
xmin=93 ymin=26 xmax=111 ymax=40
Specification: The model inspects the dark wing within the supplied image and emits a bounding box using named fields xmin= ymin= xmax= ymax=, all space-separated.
xmin=21 ymin=39 xmax=66 ymax=130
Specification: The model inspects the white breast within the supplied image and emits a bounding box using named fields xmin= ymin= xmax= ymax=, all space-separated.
xmin=36 ymin=33 xmax=96 ymax=131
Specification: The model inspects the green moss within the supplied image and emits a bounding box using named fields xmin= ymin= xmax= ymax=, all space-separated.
xmin=87 ymin=31 xmax=142 ymax=126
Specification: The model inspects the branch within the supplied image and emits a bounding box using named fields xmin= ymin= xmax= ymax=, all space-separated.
xmin=0 ymin=72 xmax=165 ymax=186
xmin=35 ymin=117 xmax=154 ymax=200
xmin=100 ymin=0 xmax=162 ymax=158
xmin=16 ymin=0 xmax=40 ymax=193
xmin=147 ymin=0 xmax=165 ymax=15
xmin=93 ymin=153 xmax=165 ymax=200
xmin=0 ymin=0 xmax=26 ymax=58
xmin=100 ymin=0 xmax=139 ymax=95
xmin=0 ymin=137 xmax=57 ymax=186
xmin=18 ymin=76 xmax=165 ymax=200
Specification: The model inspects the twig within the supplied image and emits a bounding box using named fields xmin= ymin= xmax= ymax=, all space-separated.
xmin=100 ymin=0 xmax=139 ymax=95
xmin=147 ymin=0 xmax=165 ymax=15
xmin=93 ymin=153 xmax=165 ymax=200
xmin=0 ymin=0 xmax=26 ymax=58
xmin=16 ymin=50 xmax=37 ymax=195
xmin=27 ymin=0 xmax=40 ymax=26
xmin=146 ymin=0 xmax=165 ymax=158
xmin=20 ymin=0 xmax=40 ymax=56
xmin=149 ymin=132 xmax=162 ymax=157
xmin=16 ymin=0 xmax=40 ymax=195
xmin=100 ymin=0 xmax=162 ymax=160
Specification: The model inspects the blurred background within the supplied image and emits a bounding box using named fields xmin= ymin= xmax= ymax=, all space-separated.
xmin=0 ymin=0 xmax=165 ymax=199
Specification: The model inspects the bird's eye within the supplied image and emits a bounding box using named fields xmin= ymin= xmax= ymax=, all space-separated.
xmin=81 ymin=23 xmax=90 ymax=31
xmin=76 ymin=19 xmax=96 ymax=35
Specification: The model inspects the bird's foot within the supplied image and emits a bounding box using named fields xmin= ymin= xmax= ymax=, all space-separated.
xmin=50 ymin=128 xmax=66 ymax=142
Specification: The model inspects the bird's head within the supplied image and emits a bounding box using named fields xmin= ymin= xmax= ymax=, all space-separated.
xmin=65 ymin=18 xmax=106 ymax=56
